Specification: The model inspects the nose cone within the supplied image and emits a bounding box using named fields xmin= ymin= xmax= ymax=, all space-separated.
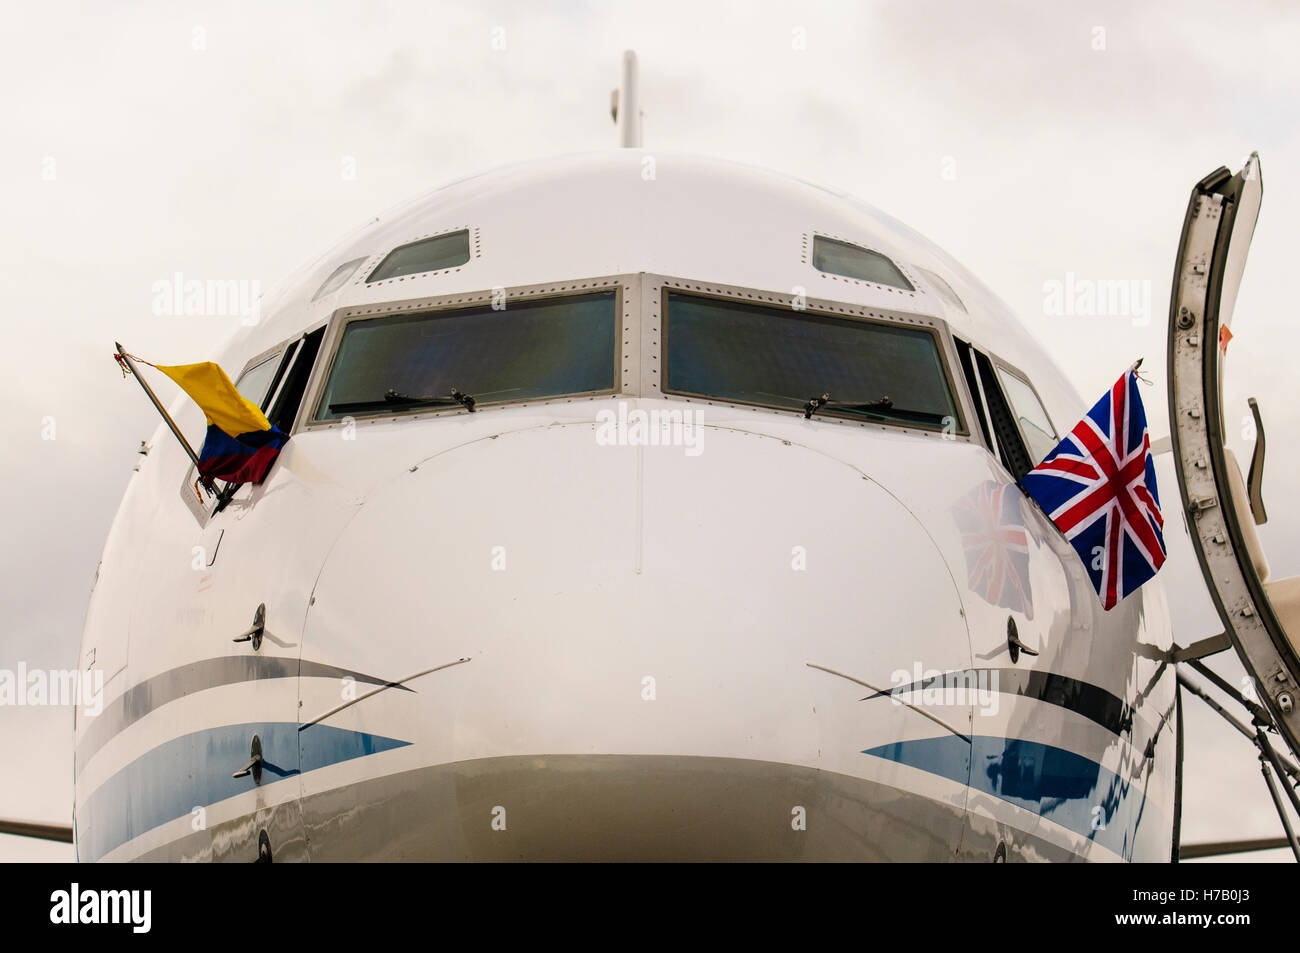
xmin=300 ymin=413 xmax=971 ymax=858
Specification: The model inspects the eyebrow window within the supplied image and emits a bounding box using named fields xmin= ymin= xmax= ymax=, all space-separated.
xmin=811 ymin=236 xmax=914 ymax=291
xmin=916 ymin=267 xmax=966 ymax=312
xmin=662 ymin=291 xmax=959 ymax=431
xmin=313 ymin=257 xmax=368 ymax=300
xmin=367 ymin=230 xmax=471 ymax=283
xmin=315 ymin=291 xmax=618 ymax=420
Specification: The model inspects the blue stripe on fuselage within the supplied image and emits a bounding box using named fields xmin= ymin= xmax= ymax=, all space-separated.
xmin=77 ymin=722 xmax=408 ymax=861
xmin=864 ymin=735 xmax=1164 ymax=860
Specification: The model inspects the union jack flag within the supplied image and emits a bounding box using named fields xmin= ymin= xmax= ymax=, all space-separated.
xmin=1021 ymin=369 xmax=1165 ymax=610
xmin=953 ymin=481 xmax=1034 ymax=619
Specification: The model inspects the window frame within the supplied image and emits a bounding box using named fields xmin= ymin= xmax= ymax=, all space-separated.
xmin=298 ymin=274 xmax=637 ymax=433
xmin=953 ymin=337 xmax=997 ymax=456
xmin=644 ymin=275 xmax=973 ymax=441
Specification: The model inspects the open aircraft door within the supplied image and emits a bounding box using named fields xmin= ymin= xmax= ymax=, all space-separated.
xmin=1166 ymin=152 xmax=1300 ymax=756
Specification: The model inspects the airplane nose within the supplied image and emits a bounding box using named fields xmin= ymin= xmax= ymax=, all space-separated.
xmin=298 ymin=412 xmax=972 ymax=859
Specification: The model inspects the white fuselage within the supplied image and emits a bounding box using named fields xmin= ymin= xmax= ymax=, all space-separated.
xmin=75 ymin=151 xmax=1176 ymax=861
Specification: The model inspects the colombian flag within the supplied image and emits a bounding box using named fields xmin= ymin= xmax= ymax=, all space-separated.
xmin=156 ymin=362 xmax=287 ymax=485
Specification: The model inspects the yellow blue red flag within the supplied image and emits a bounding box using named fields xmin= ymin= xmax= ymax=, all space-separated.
xmin=154 ymin=361 xmax=287 ymax=485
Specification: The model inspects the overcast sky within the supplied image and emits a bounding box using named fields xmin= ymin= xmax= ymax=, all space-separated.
xmin=2 ymin=0 xmax=1297 ymax=861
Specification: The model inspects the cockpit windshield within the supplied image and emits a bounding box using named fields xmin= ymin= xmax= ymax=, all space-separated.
xmin=662 ymin=291 xmax=961 ymax=431
xmin=314 ymin=290 xmax=618 ymax=420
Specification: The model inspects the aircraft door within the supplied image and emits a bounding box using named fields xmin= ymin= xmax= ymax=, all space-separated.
xmin=1165 ymin=153 xmax=1300 ymax=752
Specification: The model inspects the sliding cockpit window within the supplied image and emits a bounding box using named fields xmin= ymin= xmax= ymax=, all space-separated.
xmin=662 ymin=291 xmax=962 ymax=433
xmin=313 ymin=290 xmax=619 ymax=421
xmin=995 ymin=366 xmax=1058 ymax=464
xmin=234 ymin=355 xmax=282 ymax=409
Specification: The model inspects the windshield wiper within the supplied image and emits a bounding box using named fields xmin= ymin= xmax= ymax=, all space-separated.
xmin=803 ymin=393 xmax=893 ymax=419
xmin=330 ymin=387 xmax=476 ymax=415
xmin=802 ymin=393 xmax=948 ymax=427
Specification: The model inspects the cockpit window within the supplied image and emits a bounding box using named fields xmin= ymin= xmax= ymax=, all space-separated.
xmin=314 ymin=290 xmax=618 ymax=420
xmin=662 ymin=291 xmax=960 ymax=432
xmin=995 ymin=366 xmax=1058 ymax=464
xmin=367 ymin=230 xmax=471 ymax=283
xmin=811 ymin=236 xmax=914 ymax=291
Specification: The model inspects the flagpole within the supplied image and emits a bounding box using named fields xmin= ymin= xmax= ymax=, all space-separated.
xmin=114 ymin=342 xmax=208 ymax=481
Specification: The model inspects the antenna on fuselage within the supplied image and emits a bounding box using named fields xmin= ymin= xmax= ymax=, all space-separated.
xmin=609 ymin=50 xmax=643 ymax=148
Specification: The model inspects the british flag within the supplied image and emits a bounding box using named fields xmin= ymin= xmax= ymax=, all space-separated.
xmin=1021 ymin=369 xmax=1165 ymax=610
xmin=954 ymin=481 xmax=1034 ymax=619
